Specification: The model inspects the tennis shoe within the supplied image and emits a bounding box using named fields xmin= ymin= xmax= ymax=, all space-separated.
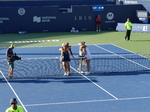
xmin=85 ymin=72 xmax=90 ymax=75
xmin=80 ymin=71 xmax=84 ymax=74
xmin=77 ymin=68 xmax=84 ymax=73
xmin=64 ymin=72 xmax=67 ymax=76
xmin=66 ymin=72 xmax=70 ymax=76
xmin=9 ymin=76 xmax=15 ymax=79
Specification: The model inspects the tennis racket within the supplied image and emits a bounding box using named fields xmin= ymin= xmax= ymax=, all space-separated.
xmin=82 ymin=58 xmax=86 ymax=66
xmin=72 ymin=57 xmax=79 ymax=66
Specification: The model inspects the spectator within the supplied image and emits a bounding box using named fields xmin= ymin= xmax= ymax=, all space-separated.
xmin=96 ymin=15 xmax=102 ymax=31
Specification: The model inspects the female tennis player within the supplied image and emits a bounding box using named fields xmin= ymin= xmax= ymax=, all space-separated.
xmin=59 ymin=43 xmax=73 ymax=76
xmin=78 ymin=41 xmax=92 ymax=75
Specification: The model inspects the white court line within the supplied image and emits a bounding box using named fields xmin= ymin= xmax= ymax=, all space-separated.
xmin=94 ymin=44 xmax=150 ymax=70
xmin=24 ymin=96 xmax=150 ymax=107
xmin=111 ymin=44 xmax=150 ymax=61
xmin=70 ymin=66 xmax=118 ymax=100
xmin=111 ymin=44 xmax=135 ymax=53
xmin=111 ymin=44 xmax=150 ymax=60
xmin=0 ymin=70 xmax=28 ymax=112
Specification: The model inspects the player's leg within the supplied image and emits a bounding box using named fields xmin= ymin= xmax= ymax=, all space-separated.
xmin=78 ymin=59 xmax=82 ymax=71
xmin=85 ymin=59 xmax=90 ymax=75
xmin=78 ymin=59 xmax=84 ymax=73
xmin=66 ymin=61 xmax=70 ymax=75
xmin=62 ymin=62 xmax=67 ymax=75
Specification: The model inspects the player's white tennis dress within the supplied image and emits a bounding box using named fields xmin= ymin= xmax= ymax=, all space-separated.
xmin=79 ymin=46 xmax=92 ymax=60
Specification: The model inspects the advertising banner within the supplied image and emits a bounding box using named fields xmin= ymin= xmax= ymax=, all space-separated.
xmin=136 ymin=10 xmax=148 ymax=23
xmin=92 ymin=5 xmax=104 ymax=11
xmin=0 ymin=5 xmax=145 ymax=33
xmin=116 ymin=23 xmax=150 ymax=33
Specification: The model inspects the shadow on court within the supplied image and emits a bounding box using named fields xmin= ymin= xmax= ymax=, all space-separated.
xmin=0 ymin=76 xmax=98 ymax=84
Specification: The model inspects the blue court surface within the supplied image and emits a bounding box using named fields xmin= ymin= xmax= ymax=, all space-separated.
xmin=1 ymin=44 xmax=150 ymax=112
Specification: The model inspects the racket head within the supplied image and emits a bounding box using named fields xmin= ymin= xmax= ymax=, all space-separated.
xmin=82 ymin=59 xmax=86 ymax=65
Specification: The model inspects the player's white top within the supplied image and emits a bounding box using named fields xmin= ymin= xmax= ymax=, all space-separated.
xmin=79 ymin=46 xmax=92 ymax=59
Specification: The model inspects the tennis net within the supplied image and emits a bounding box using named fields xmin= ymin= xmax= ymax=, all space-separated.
xmin=0 ymin=53 xmax=150 ymax=78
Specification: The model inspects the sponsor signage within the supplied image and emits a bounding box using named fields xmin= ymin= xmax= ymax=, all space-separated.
xmin=136 ymin=10 xmax=148 ymax=23
xmin=0 ymin=17 xmax=9 ymax=23
xmin=92 ymin=5 xmax=104 ymax=11
xmin=18 ymin=8 xmax=26 ymax=16
xmin=74 ymin=16 xmax=92 ymax=21
xmin=116 ymin=23 xmax=150 ymax=33
xmin=33 ymin=16 xmax=56 ymax=23
xmin=105 ymin=12 xmax=115 ymax=23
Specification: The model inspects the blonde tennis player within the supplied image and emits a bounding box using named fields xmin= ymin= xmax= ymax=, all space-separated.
xmin=79 ymin=41 xmax=92 ymax=75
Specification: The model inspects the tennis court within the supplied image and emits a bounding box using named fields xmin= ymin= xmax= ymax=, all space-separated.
xmin=1 ymin=44 xmax=150 ymax=112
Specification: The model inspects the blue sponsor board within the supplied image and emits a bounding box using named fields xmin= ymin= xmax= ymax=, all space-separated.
xmin=92 ymin=5 xmax=104 ymax=11
xmin=116 ymin=23 xmax=150 ymax=33
xmin=0 ymin=5 xmax=145 ymax=33
xmin=136 ymin=10 xmax=148 ymax=23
